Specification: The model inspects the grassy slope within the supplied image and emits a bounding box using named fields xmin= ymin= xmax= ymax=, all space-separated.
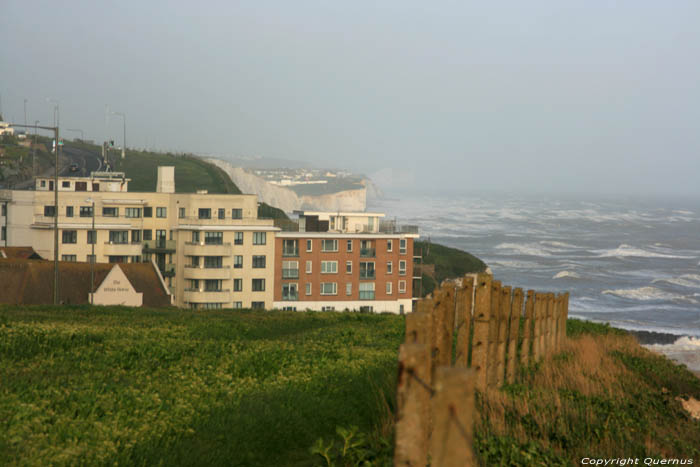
xmin=0 ymin=306 xmax=400 ymax=466
xmin=415 ymin=240 xmax=488 ymax=296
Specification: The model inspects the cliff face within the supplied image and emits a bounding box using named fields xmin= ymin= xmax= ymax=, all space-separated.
xmin=207 ymin=158 xmax=367 ymax=213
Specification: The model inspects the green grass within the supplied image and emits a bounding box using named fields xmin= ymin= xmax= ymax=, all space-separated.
xmin=415 ymin=241 xmax=487 ymax=296
xmin=0 ymin=306 xmax=401 ymax=466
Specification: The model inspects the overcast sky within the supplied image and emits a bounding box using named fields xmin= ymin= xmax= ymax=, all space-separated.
xmin=1 ymin=1 xmax=699 ymax=196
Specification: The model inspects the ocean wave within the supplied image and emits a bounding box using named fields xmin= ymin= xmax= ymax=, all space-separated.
xmin=553 ymin=271 xmax=582 ymax=279
xmin=495 ymin=242 xmax=552 ymax=257
xmin=602 ymin=286 xmax=698 ymax=304
xmin=645 ymin=336 xmax=700 ymax=372
xmin=595 ymin=244 xmax=696 ymax=259
xmin=652 ymin=274 xmax=700 ymax=289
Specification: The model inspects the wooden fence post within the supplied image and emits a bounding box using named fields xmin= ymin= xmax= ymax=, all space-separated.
xmin=435 ymin=285 xmax=457 ymax=368
xmin=520 ymin=290 xmax=535 ymax=369
xmin=487 ymin=280 xmax=502 ymax=388
xmin=471 ymin=274 xmax=492 ymax=392
xmin=547 ymin=293 xmax=556 ymax=354
xmin=554 ymin=294 xmax=563 ymax=350
xmin=417 ymin=298 xmax=438 ymax=384
xmin=455 ymin=276 xmax=475 ymax=368
xmin=405 ymin=311 xmax=432 ymax=346
xmin=395 ymin=344 xmax=431 ymax=466
xmin=562 ymin=292 xmax=570 ymax=342
xmin=533 ymin=293 xmax=544 ymax=362
xmin=429 ymin=367 xmax=476 ymax=467
xmin=506 ymin=288 xmax=523 ymax=384
xmin=496 ymin=286 xmax=512 ymax=387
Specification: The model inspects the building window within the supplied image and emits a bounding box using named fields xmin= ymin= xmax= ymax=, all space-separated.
xmin=61 ymin=254 xmax=77 ymax=262
xmin=131 ymin=230 xmax=141 ymax=243
xmin=61 ymin=181 xmax=70 ymax=188
xmin=1 ymin=226 xmax=5 ymax=241
xmin=62 ymin=230 xmax=77 ymax=244
xmin=359 ymin=282 xmax=375 ymax=300
xmin=204 ymin=232 xmax=223 ymax=245
xmin=232 ymin=208 xmax=242 ymax=219
xmin=143 ymin=229 xmax=152 ymax=241
xmin=321 ymin=306 xmax=335 ymax=312
xmin=218 ymin=208 xmax=225 ymax=219
xmin=306 ymin=239 xmax=312 ymax=252
xmin=253 ymin=232 xmax=266 ymax=245
xmin=252 ymin=279 xmax=265 ymax=292
xmin=386 ymin=282 xmax=392 ymax=295
xmin=234 ymin=232 xmax=243 ymax=245
xmin=44 ymin=205 xmax=56 ymax=217
xmin=233 ymin=279 xmax=243 ymax=292
xmin=387 ymin=239 xmax=393 ymax=252
xmin=321 ymin=261 xmax=338 ymax=274
xmin=251 ymin=302 xmax=265 ymax=309
xmin=399 ymin=280 xmax=406 ymax=293
xmin=360 ymin=240 xmax=375 ymax=257
xmin=204 ymin=256 xmax=223 ymax=268
xmin=192 ymin=231 xmax=200 ymax=243
xmin=282 ymin=239 xmax=299 ymax=256
xmin=305 ymin=283 xmax=312 ymax=296
xmin=1 ymin=204 xmax=5 ymax=216
xmin=346 ymin=282 xmax=352 ymax=296
xmin=234 ymin=255 xmax=243 ymax=268
xmin=103 ymin=207 xmax=118 ymax=217
xmin=399 ymin=260 xmax=407 ymax=275
xmin=143 ymin=207 xmax=152 ymax=218
xmin=253 ymin=255 xmax=266 ymax=268
xmin=346 ymin=239 xmax=352 ymax=252
xmin=233 ymin=301 xmax=243 ymax=309
xmin=109 ymin=230 xmax=129 ymax=244
xmin=387 ymin=261 xmax=393 ymax=274
xmin=346 ymin=261 xmax=352 ymax=274
xmin=40 ymin=180 xmax=46 ymax=187
xmin=320 ymin=282 xmax=337 ymax=295
xmin=204 ymin=279 xmax=222 ymax=292
xmin=282 ymin=260 xmax=298 ymax=278
xmin=359 ymin=262 xmax=375 ymax=280
xmin=322 ymin=239 xmax=338 ymax=252
xmin=80 ymin=206 xmax=93 ymax=217
xmin=75 ymin=182 xmax=87 ymax=191
xmin=66 ymin=206 xmax=74 ymax=217
xmin=197 ymin=208 xmax=211 ymax=219
xmin=400 ymin=238 xmax=407 ymax=254
xmin=305 ymin=260 xmax=312 ymax=274
xmin=156 ymin=207 xmax=167 ymax=218
xmin=87 ymin=254 xmax=96 ymax=263
xmin=124 ymin=208 xmax=140 ymax=218
xmin=282 ymin=283 xmax=298 ymax=301
xmin=179 ymin=207 xmax=185 ymax=218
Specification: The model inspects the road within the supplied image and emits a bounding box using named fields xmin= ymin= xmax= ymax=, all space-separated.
xmin=8 ymin=144 xmax=104 ymax=190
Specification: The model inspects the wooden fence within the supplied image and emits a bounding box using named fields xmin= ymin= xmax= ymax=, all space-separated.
xmin=394 ymin=273 xmax=569 ymax=466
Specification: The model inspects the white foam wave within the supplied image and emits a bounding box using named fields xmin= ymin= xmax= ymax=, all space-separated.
xmin=645 ymin=336 xmax=700 ymax=372
xmin=653 ymin=274 xmax=700 ymax=289
xmin=553 ymin=271 xmax=582 ymax=279
xmin=540 ymin=240 xmax=584 ymax=250
xmin=602 ymin=286 xmax=698 ymax=304
xmin=495 ymin=242 xmax=552 ymax=257
xmin=595 ymin=244 xmax=696 ymax=259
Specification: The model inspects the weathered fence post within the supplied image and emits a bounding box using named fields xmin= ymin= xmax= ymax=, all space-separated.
xmin=435 ymin=285 xmax=457 ymax=368
xmin=417 ymin=298 xmax=438 ymax=383
xmin=520 ymin=290 xmax=535 ymax=369
xmin=455 ymin=276 xmax=475 ymax=368
xmin=506 ymin=288 xmax=523 ymax=384
xmin=471 ymin=274 xmax=492 ymax=392
xmin=395 ymin=344 xmax=431 ymax=466
xmin=554 ymin=294 xmax=563 ymax=350
xmin=562 ymin=292 xmax=570 ymax=342
xmin=547 ymin=293 xmax=556 ymax=354
xmin=429 ymin=367 xmax=476 ymax=467
xmin=405 ymin=311 xmax=432 ymax=346
xmin=496 ymin=286 xmax=512 ymax=386
xmin=487 ymin=280 xmax=502 ymax=388
xmin=534 ymin=293 xmax=545 ymax=362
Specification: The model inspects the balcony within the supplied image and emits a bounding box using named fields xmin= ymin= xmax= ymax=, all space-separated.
xmin=282 ymin=247 xmax=299 ymax=257
xmin=161 ymin=263 xmax=176 ymax=278
xmin=103 ymin=242 xmax=143 ymax=256
xmin=359 ymin=271 xmax=376 ymax=280
xmin=142 ymin=239 xmax=176 ymax=253
xmin=359 ymin=291 xmax=375 ymax=300
xmin=183 ymin=242 xmax=232 ymax=256
xmin=183 ymin=289 xmax=231 ymax=303
xmin=183 ymin=265 xmax=231 ymax=280
xmin=360 ymin=248 xmax=376 ymax=258
xmin=282 ymin=292 xmax=299 ymax=301
xmin=282 ymin=268 xmax=299 ymax=279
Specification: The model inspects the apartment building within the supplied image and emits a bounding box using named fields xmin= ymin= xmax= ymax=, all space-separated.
xmin=273 ymin=211 xmax=419 ymax=314
xmin=0 ymin=167 xmax=277 ymax=309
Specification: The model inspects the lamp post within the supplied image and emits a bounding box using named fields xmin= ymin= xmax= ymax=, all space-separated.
xmin=86 ymin=197 xmax=95 ymax=304
xmin=23 ymin=99 xmax=27 ymax=127
xmin=110 ymin=111 xmax=126 ymax=159
xmin=33 ymin=120 xmax=39 ymax=178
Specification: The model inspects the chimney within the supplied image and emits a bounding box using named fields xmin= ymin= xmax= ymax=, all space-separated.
xmin=156 ymin=166 xmax=175 ymax=193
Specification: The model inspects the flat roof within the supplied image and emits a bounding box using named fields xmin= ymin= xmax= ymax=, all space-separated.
xmin=293 ymin=211 xmax=386 ymax=217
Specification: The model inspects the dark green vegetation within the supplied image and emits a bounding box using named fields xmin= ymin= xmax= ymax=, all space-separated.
xmin=475 ymin=319 xmax=700 ymax=465
xmin=415 ymin=240 xmax=488 ymax=296
xmin=0 ymin=306 xmax=400 ymax=466
xmin=0 ymin=134 xmax=53 ymax=182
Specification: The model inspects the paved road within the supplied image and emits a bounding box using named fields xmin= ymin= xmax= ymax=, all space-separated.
xmin=7 ymin=144 xmax=104 ymax=190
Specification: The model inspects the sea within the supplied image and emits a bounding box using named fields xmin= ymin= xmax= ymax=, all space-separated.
xmin=370 ymin=193 xmax=700 ymax=372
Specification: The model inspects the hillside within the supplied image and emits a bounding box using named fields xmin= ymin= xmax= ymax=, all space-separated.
xmin=416 ymin=240 xmax=488 ymax=296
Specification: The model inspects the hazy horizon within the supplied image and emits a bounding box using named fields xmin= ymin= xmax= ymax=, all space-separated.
xmin=2 ymin=1 xmax=699 ymax=197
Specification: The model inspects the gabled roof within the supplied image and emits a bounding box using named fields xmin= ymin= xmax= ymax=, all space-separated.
xmin=0 ymin=247 xmax=43 ymax=260
xmin=0 ymin=259 xmax=172 ymax=307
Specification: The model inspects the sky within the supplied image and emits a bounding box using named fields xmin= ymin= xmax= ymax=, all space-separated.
xmin=1 ymin=1 xmax=699 ymax=197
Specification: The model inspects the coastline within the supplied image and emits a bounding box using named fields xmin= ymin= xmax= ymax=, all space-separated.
xmin=628 ymin=329 xmax=700 ymax=377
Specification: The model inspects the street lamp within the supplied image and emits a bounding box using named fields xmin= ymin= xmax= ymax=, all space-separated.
xmin=33 ymin=120 xmax=39 ymax=177
xmin=110 ymin=111 xmax=126 ymax=159
xmin=86 ymin=197 xmax=96 ymax=305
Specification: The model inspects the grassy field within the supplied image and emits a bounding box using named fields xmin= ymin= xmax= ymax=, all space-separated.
xmin=0 ymin=306 xmax=401 ymax=466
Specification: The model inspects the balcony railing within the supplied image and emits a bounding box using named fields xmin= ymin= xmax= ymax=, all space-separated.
xmin=359 ymin=271 xmax=376 ymax=280
xmin=359 ymin=291 xmax=375 ymax=300
xmin=282 ymin=268 xmax=299 ymax=279
xmin=143 ymin=239 xmax=176 ymax=252
xmin=282 ymin=247 xmax=299 ymax=257
xmin=282 ymin=292 xmax=299 ymax=301
xmin=360 ymin=248 xmax=376 ymax=258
